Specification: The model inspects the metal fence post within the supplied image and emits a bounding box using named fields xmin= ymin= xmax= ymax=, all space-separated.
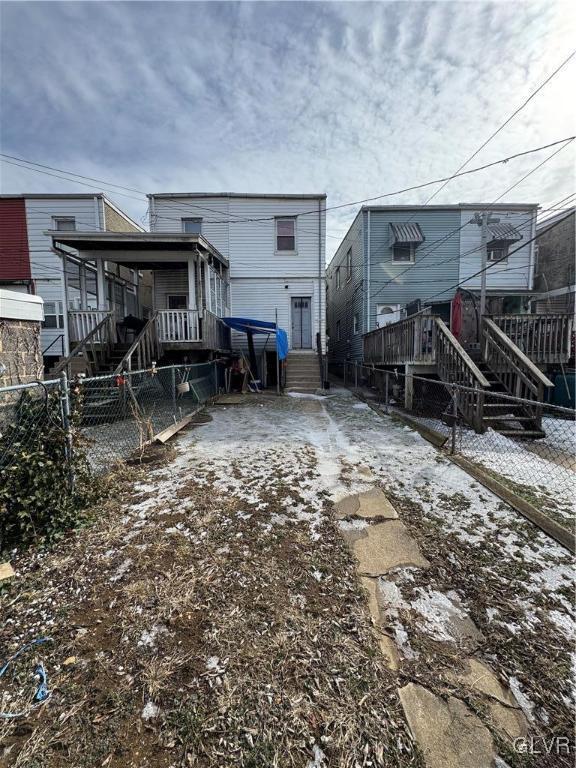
xmin=451 ymin=384 xmax=458 ymax=455
xmin=385 ymin=371 xmax=389 ymax=413
xmin=344 ymin=362 xmax=347 ymax=386
xmin=354 ymin=361 xmax=358 ymax=389
xmin=171 ymin=366 xmax=177 ymax=420
xmin=60 ymin=371 xmax=74 ymax=491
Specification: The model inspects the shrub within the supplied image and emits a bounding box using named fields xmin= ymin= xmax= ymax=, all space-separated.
xmin=0 ymin=387 xmax=99 ymax=551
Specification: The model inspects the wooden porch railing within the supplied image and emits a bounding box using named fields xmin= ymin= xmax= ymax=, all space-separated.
xmin=363 ymin=310 xmax=436 ymax=365
xmin=482 ymin=318 xmax=554 ymax=427
xmin=114 ymin=312 xmax=161 ymax=373
xmin=156 ymin=310 xmax=200 ymax=343
xmin=200 ymin=310 xmax=231 ymax=351
xmin=53 ymin=312 xmax=116 ymax=377
xmin=491 ymin=314 xmax=573 ymax=364
xmin=69 ymin=310 xmax=111 ymax=343
xmin=435 ymin=319 xmax=490 ymax=432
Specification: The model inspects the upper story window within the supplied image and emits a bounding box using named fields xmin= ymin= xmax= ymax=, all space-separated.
xmin=346 ymin=248 xmax=352 ymax=281
xmin=276 ymin=218 xmax=296 ymax=251
xmin=53 ymin=217 xmax=76 ymax=231
xmin=182 ymin=218 xmax=202 ymax=234
xmin=488 ymin=245 xmax=508 ymax=263
xmin=389 ymin=222 xmax=424 ymax=263
xmin=336 ymin=267 xmax=341 ymax=289
xmin=392 ymin=243 xmax=416 ymax=263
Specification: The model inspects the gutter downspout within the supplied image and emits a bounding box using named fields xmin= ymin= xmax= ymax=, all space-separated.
xmin=366 ymin=210 xmax=371 ymax=335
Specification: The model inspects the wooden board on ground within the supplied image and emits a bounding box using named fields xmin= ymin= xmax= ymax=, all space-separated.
xmin=154 ymin=408 xmax=202 ymax=444
xmin=0 ymin=562 xmax=15 ymax=581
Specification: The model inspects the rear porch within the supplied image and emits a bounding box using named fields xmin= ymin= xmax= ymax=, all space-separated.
xmin=49 ymin=231 xmax=231 ymax=375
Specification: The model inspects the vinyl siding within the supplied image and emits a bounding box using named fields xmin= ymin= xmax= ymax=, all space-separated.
xmin=326 ymin=212 xmax=364 ymax=363
xmin=25 ymin=197 xmax=102 ymax=356
xmin=367 ymin=208 xmax=461 ymax=329
xmin=534 ymin=210 xmax=575 ymax=295
xmin=458 ymin=208 xmax=536 ymax=290
xmin=150 ymin=195 xmax=326 ymax=351
xmin=152 ymin=269 xmax=189 ymax=310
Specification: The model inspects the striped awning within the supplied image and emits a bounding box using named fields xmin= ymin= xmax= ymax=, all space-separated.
xmin=487 ymin=223 xmax=522 ymax=244
xmin=389 ymin=222 xmax=425 ymax=244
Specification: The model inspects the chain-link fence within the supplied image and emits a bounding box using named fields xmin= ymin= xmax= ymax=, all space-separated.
xmin=0 ymin=362 xmax=218 ymax=476
xmin=332 ymin=361 xmax=575 ymax=527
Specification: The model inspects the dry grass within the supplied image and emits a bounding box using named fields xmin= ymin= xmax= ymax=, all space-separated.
xmin=0 ymin=431 xmax=420 ymax=768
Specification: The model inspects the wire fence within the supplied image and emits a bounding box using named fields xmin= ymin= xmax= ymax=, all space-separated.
xmin=331 ymin=361 xmax=576 ymax=528
xmin=0 ymin=363 xmax=218 ymax=477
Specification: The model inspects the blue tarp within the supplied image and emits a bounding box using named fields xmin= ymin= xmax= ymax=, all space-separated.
xmin=222 ymin=317 xmax=288 ymax=360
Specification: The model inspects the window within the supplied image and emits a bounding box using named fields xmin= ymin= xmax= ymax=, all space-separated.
xmin=353 ymin=312 xmax=360 ymax=334
xmin=346 ymin=248 xmax=352 ymax=281
xmin=376 ymin=304 xmax=402 ymax=328
xmin=336 ymin=320 xmax=341 ymax=341
xmin=488 ymin=245 xmax=508 ymax=263
xmin=392 ymin=243 xmax=415 ymax=262
xmin=53 ymin=217 xmax=76 ymax=231
xmin=336 ymin=267 xmax=341 ymax=289
xmin=168 ymin=294 xmax=188 ymax=309
xmin=43 ymin=301 xmax=64 ymax=329
xmin=276 ymin=218 xmax=296 ymax=251
xmin=182 ymin=218 xmax=202 ymax=234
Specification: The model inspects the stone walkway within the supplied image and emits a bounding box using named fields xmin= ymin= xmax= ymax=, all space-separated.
xmin=337 ymin=486 xmax=527 ymax=767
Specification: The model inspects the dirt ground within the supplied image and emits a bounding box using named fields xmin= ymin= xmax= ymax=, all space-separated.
xmin=1 ymin=389 xmax=574 ymax=767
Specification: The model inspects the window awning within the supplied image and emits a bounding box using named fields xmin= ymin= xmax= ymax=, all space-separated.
xmin=487 ymin=223 xmax=522 ymax=244
xmin=389 ymin=222 xmax=425 ymax=244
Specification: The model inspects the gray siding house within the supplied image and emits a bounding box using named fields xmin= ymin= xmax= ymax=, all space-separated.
xmin=327 ymin=203 xmax=538 ymax=364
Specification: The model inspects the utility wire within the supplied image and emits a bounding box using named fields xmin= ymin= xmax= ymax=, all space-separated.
xmin=2 ymin=136 xmax=574 ymax=222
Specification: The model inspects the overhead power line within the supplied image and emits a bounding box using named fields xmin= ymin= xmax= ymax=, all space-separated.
xmin=1 ymin=136 xmax=574 ymax=224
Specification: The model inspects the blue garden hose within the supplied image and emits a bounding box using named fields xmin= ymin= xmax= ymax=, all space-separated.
xmin=0 ymin=637 xmax=52 ymax=719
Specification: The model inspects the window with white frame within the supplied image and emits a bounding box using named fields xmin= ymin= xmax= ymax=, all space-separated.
xmin=392 ymin=243 xmax=415 ymax=262
xmin=52 ymin=217 xmax=76 ymax=231
xmin=42 ymin=301 xmax=64 ymax=329
xmin=346 ymin=248 xmax=352 ymax=281
xmin=182 ymin=218 xmax=202 ymax=234
xmin=276 ymin=218 xmax=296 ymax=251
xmin=336 ymin=319 xmax=341 ymax=341
xmin=353 ymin=312 xmax=360 ymax=334
xmin=487 ymin=244 xmax=509 ymax=263
xmin=336 ymin=267 xmax=341 ymax=289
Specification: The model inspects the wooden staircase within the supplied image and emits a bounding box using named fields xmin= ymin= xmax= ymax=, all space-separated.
xmin=50 ymin=312 xmax=162 ymax=379
xmin=363 ymin=312 xmax=555 ymax=436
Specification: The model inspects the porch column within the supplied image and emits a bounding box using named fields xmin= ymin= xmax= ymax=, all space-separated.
xmin=96 ymin=259 xmax=107 ymax=311
xmin=187 ymin=256 xmax=197 ymax=310
xmin=79 ymin=263 xmax=87 ymax=309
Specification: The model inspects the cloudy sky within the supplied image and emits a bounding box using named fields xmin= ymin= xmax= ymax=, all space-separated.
xmin=1 ymin=0 xmax=575 ymax=259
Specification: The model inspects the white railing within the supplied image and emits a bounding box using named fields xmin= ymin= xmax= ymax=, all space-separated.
xmin=156 ymin=310 xmax=200 ymax=343
xmin=69 ymin=310 xmax=112 ymax=343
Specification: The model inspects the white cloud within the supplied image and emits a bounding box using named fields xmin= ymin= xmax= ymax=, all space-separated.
xmin=1 ymin=0 xmax=574 ymax=258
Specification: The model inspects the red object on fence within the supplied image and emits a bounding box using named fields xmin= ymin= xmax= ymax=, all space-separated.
xmin=451 ymin=292 xmax=463 ymax=339
xmin=115 ymin=374 xmax=126 ymax=387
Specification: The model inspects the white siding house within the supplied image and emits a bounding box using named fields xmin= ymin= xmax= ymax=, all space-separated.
xmin=0 ymin=194 xmax=145 ymax=362
xmin=458 ymin=205 xmax=537 ymax=290
xmin=149 ymin=193 xmax=326 ymax=353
